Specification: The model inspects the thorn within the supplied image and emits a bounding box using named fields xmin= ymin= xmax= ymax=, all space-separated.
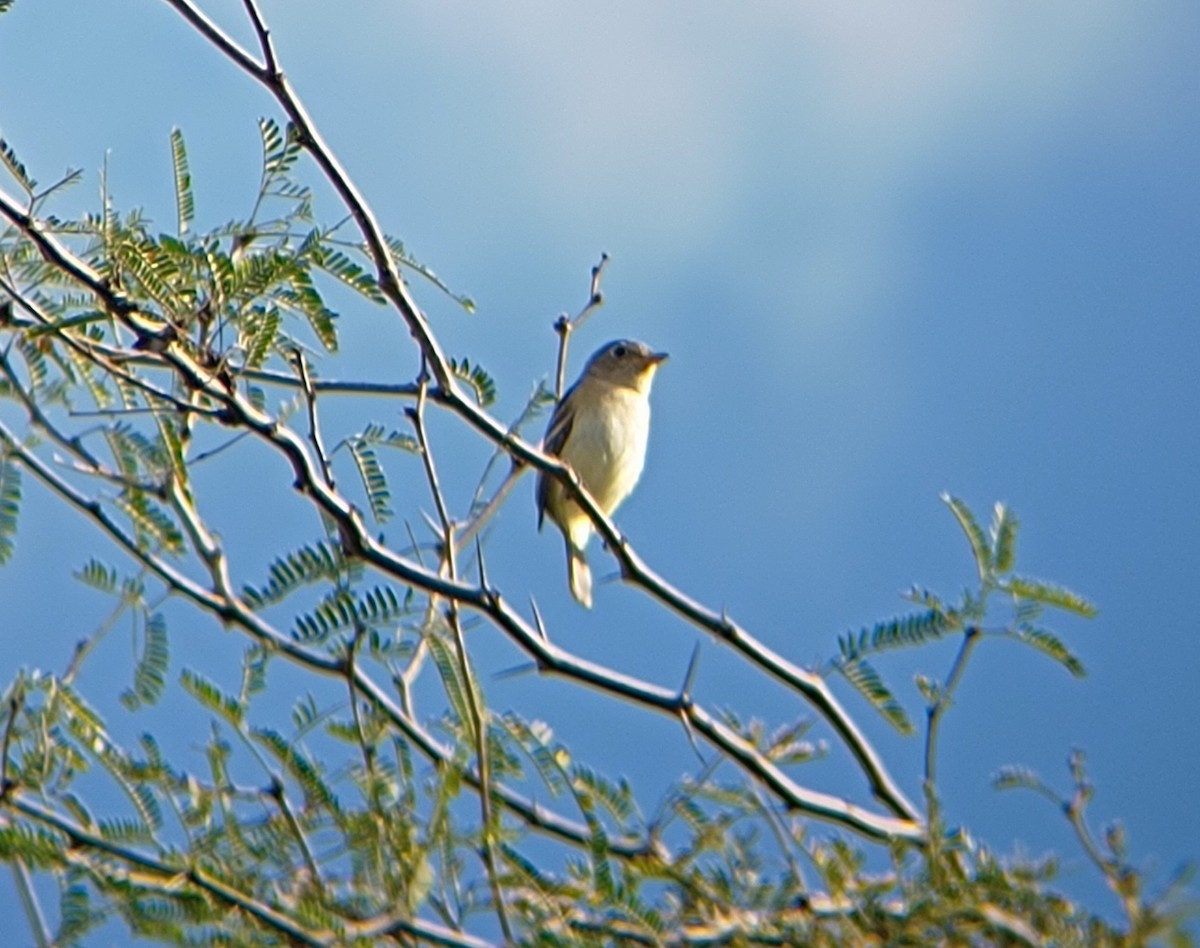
xmin=475 ymin=536 xmax=489 ymax=591
xmin=418 ymin=508 xmax=440 ymax=537
xmin=679 ymin=642 xmax=701 ymax=704
xmin=680 ymin=714 xmax=704 ymax=763
xmin=529 ymin=596 xmax=548 ymax=642
xmin=493 ymin=662 xmax=538 ymax=681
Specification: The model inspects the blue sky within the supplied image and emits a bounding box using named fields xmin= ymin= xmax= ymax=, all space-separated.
xmin=2 ymin=0 xmax=1198 ymax=934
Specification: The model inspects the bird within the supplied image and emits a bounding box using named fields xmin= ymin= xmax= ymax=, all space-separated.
xmin=537 ymin=339 xmax=668 ymax=607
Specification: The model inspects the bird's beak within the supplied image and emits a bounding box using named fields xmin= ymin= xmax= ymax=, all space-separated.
xmin=648 ymin=351 xmax=669 ymax=366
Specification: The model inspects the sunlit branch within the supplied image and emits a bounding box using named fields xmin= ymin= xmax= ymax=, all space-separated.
xmin=0 ymin=172 xmax=921 ymax=841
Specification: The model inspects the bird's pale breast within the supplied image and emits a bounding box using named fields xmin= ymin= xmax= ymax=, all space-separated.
xmin=559 ymin=385 xmax=650 ymax=516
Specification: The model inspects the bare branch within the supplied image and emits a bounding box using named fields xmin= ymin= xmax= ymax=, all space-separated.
xmin=553 ymin=252 xmax=608 ymax=397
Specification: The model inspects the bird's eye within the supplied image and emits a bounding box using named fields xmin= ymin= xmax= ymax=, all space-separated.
xmin=613 ymin=344 xmax=628 ymax=359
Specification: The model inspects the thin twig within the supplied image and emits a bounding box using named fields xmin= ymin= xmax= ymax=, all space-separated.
xmin=409 ymin=381 xmax=514 ymax=942
xmin=923 ymin=626 xmax=980 ymax=803
xmin=922 ymin=624 xmax=981 ymax=888
xmin=291 ymin=348 xmax=335 ymax=489
xmin=553 ymin=252 xmax=608 ymax=397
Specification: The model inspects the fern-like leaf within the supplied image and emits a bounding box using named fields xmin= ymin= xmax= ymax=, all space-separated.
xmin=357 ymin=421 xmax=419 ymax=454
xmin=1006 ymin=575 xmax=1098 ymax=618
xmin=425 ymin=632 xmax=471 ymax=728
xmin=990 ymin=502 xmax=1019 ymax=574
xmin=251 ymin=726 xmax=339 ymax=812
xmin=180 ymin=669 xmax=244 ymax=727
xmin=1015 ymin=625 xmax=1086 ymax=677
xmin=0 ymin=823 xmax=66 ymax=870
xmin=347 ymin=438 xmax=392 ymax=523
xmin=942 ymin=493 xmax=991 ymax=581
xmin=293 ymin=589 xmax=355 ymax=644
xmin=56 ymin=880 xmax=101 ymax=944
xmin=259 ymin=117 xmax=301 ymax=178
xmin=169 ymin=128 xmax=194 ymax=236
xmin=97 ymin=816 xmax=154 ymax=844
xmin=572 ymin=765 xmax=635 ymax=823
xmin=385 ymin=235 xmax=475 ymax=312
xmin=240 ymin=305 xmax=281 ymax=369
xmin=450 ymin=357 xmax=496 ymax=407
xmin=0 ymin=458 xmax=20 ymax=566
xmin=839 ymin=609 xmax=952 ymax=660
xmin=993 ymin=765 xmax=1044 ymax=793
xmin=499 ymin=713 xmax=568 ymax=796
xmin=242 ymin=540 xmax=351 ymax=608
xmin=114 ymin=490 xmax=185 ymax=555
xmin=839 ymin=657 xmax=914 ymax=735
xmin=312 ymin=246 xmax=385 ymax=303
xmin=278 ymin=282 xmax=338 ymax=352
xmin=0 ymin=136 xmax=36 ymax=193
xmin=111 ymin=236 xmax=185 ymax=314
xmin=121 ymin=612 xmax=169 ymax=709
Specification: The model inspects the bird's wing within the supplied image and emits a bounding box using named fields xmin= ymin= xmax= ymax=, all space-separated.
xmin=536 ymin=387 xmax=576 ymax=530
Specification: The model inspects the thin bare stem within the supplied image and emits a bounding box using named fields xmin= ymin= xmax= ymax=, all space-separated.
xmin=409 ymin=382 xmax=514 ymax=942
xmin=923 ymin=626 xmax=980 ymax=806
xmin=291 ymin=348 xmax=335 ymax=489
xmin=553 ymin=252 xmax=608 ymax=397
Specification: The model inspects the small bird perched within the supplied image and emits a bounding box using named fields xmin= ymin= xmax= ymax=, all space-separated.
xmin=537 ymin=339 xmax=668 ymax=608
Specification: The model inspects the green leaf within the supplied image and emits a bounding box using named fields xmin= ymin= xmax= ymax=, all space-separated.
xmin=0 ymin=823 xmax=66 ymax=870
xmin=114 ymin=489 xmax=185 ymax=555
xmin=993 ymin=765 xmax=1043 ymax=793
xmin=941 ymin=493 xmax=991 ymax=580
xmin=169 ymin=128 xmax=194 ymax=236
xmin=1006 ymin=575 xmax=1098 ymax=618
xmin=121 ymin=612 xmax=170 ymax=709
xmin=240 ymin=305 xmax=281 ymax=369
xmin=242 ymin=540 xmax=352 ymax=608
xmin=357 ymin=421 xmax=419 ymax=454
xmin=97 ymin=816 xmax=154 ymax=844
xmin=914 ymin=673 xmax=940 ymax=705
xmin=312 ymin=246 xmax=385 ymax=303
xmin=839 ymin=657 xmax=914 ymax=735
xmin=0 ymin=136 xmax=36 ymax=192
xmin=425 ymin=631 xmax=470 ymax=727
xmin=347 ymin=437 xmax=392 ymax=523
xmin=278 ymin=281 xmax=338 ymax=352
xmin=258 ymin=117 xmax=301 ymax=178
xmin=572 ymin=765 xmax=635 ymax=823
xmin=1015 ymin=625 xmax=1087 ymax=677
xmin=56 ymin=881 xmax=101 ymax=944
xmin=838 ymin=609 xmax=952 ymax=660
xmin=291 ymin=587 xmax=405 ymax=643
xmin=180 ymin=668 xmax=244 ymax=726
xmin=450 ymin=357 xmax=496 ymax=407
xmin=0 ymin=457 xmax=20 ymax=566
xmin=990 ymin=502 xmax=1019 ymax=574
xmin=499 ymin=712 xmax=568 ymax=796
xmin=250 ymin=726 xmax=339 ymax=812
xmin=385 ymin=234 xmax=475 ymax=312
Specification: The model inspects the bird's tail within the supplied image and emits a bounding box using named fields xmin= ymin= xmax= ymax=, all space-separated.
xmin=566 ymin=541 xmax=593 ymax=609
